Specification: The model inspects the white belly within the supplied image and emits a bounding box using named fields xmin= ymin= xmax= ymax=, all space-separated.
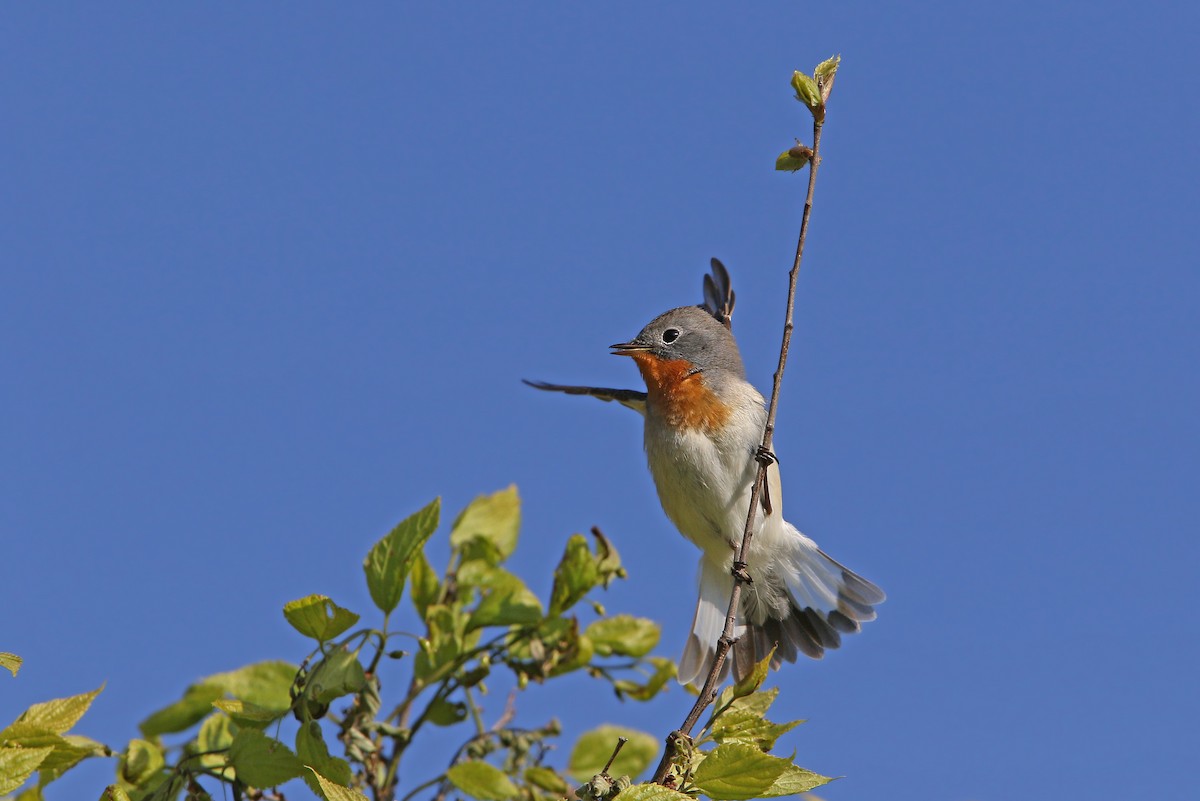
xmin=642 ymin=387 xmax=770 ymax=561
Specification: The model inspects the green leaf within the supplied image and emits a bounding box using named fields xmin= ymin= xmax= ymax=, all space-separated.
xmin=523 ymin=766 xmax=570 ymax=795
xmin=196 ymin=713 xmax=234 ymax=752
xmin=609 ymin=784 xmax=693 ymax=801
xmin=425 ymin=697 xmax=468 ymax=726
xmin=775 ymin=148 xmax=810 ymax=173
xmin=445 ymin=760 xmax=519 ymax=801
xmin=760 ymin=763 xmax=833 ymax=797
xmin=307 ymin=767 xmax=370 ymax=801
xmin=549 ymin=534 xmax=600 ymax=616
xmin=714 ymin=687 xmax=778 ymax=725
xmin=138 ymin=684 xmax=223 ymax=738
xmin=589 ymin=528 xmax=625 ymax=586
xmin=212 ymin=699 xmax=284 ymax=729
xmin=284 ymin=595 xmax=360 ymax=643
xmin=11 ymin=686 xmax=102 ymax=735
xmin=205 ymin=660 xmax=298 ymax=712
xmin=548 ymin=633 xmax=594 ymax=678
xmin=612 ymin=657 xmax=676 ymax=702
xmin=227 ymin=729 xmax=305 ymax=788
xmin=139 ymin=661 xmax=297 ymax=738
xmin=813 ymin=54 xmax=840 ymax=103
xmin=461 ymin=564 xmax=543 ymax=630
xmin=119 ymin=739 xmax=164 ymax=788
xmin=691 ymin=742 xmax=790 ymax=800
xmin=364 ymin=497 xmax=441 ymax=615
xmin=708 ymin=711 xmax=800 ymax=752
xmin=732 ymin=647 xmax=775 ymax=699
xmin=450 ymin=486 xmax=521 ymax=564
xmin=0 ymin=746 xmax=54 ymax=794
xmin=194 ymin=713 xmax=235 ymax=775
xmin=413 ymin=605 xmax=464 ymax=683
xmin=585 ymin=615 xmax=660 ymax=658
xmin=0 ymin=653 xmax=21 ymax=677
xmin=409 ymin=550 xmax=440 ymax=620
xmin=567 ymin=726 xmax=658 ymax=782
xmin=308 ymin=647 xmax=367 ymax=705
xmin=100 ymin=785 xmax=133 ymax=801
xmin=297 ymin=721 xmax=352 ymax=795
xmin=35 ymin=734 xmax=106 ymax=787
xmin=790 ymin=70 xmax=820 ymax=110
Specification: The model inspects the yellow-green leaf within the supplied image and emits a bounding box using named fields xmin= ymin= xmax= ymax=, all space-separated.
xmin=719 ymin=687 xmax=778 ymax=722
xmin=205 ymin=660 xmax=298 ymax=712
xmin=364 ymin=497 xmax=441 ymax=615
xmin=194 ymin=713 xmax=235 ymax=775
xmin=613 ymin=657 xmax=675 ymax=702
xmin=775 ymin=148 xmax=810 ymax=173
xmin=585 ymin=615 xmax=660 ymax=657
xmin=691 ymin=742 xmax=789 ymax=800
xmin=0 ymin=653 xmax=21 ymax=678
xmin=450 ymin=486 xmax=520 ymax=563
xmin=284 ymin=595 xmax=360 ymax=642
xmin=138 ymin=684 xmax=223 ymax=737
xmin=308 ymin=647 xmax=367 ymax=704
xmin=307 ymin=767 xmax=370 ymax=801
xmin=212 ymin=699 xmax=284 ymax=729
xmin=297 ymin=721 xmax=352 ymax=795
xmin=445 ymin=760 xmax=518 ymax=801
xmin=760 ymin=763 xmax=833 ymax=797
xmin=708 ymin=711 xmax=800 ymax=752
xmin=100 ymin=785 xmax=133 ymax=801
xmin=461 ymin=564 xmax=543 ymax=630
xmin=0 ymin=746 xmax=54 ymax=794
xmin=35 ymin=734 xmax=106 ymax=787
xmin=13 ymin=686 xmax=103 ymax=735
xmin=813 ymin=54 xmax=840 ymax=103
xmin=119 ymin=739 xmax=164 ymax=788
xmin=567 ymin=726 xmax=658 ymax=782
xmin=409 ymin=550 xmax=440 ymax=620
xmin=732 ymin=647 xmax=775 ymax=699
xmin=524 ymin=766 xmax=570 ymax=794
xmin=549 ymin=534 xmax=600 ymax=616
xmin=610 ymin=784 xmax=693 ymax=801
xmin=425 ymin=698 xmax=468 ymax=727
xmin=227 ymin=729 xmax=305 ymax=788
xmin=790 ymin=70 xmax=820 ymax=110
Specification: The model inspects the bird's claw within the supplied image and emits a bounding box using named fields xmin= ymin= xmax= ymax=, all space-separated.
xmin=755 ymin=446 xmax=778 ymax=467
xmin=731 ymin=560 xmax=752 ymax=584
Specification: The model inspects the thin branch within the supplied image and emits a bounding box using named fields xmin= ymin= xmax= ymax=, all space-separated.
xmin=652 ymin=98 xmax=828 ymax=786
xmin=602 ymin=737 xmax=629 ymax=775
xmin=491 ymin=689 xmax=518 ymax=732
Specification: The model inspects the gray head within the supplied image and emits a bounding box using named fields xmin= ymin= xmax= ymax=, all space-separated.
xmin=611 ymin=305 xmax=747 ymax=378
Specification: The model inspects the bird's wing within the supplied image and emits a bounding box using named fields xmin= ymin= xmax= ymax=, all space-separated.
xmin=521 ymin=379 xmax=647 ymax=415
xmin=701 ymin=257 xmax=736 ymax=330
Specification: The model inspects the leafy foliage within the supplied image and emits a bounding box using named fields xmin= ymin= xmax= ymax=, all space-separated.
xmin=3 ymin=488 xmax=832 ymax=801
xmin=1 ymin=489 xmax=674 ymax=800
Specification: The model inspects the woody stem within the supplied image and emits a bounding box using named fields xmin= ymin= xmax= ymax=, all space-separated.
xmin=651 ymin=115 xmax=825 ymax=786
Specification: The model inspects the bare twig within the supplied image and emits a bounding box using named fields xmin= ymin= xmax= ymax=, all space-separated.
xmin=603 ymin=737 xmax=629 ymax=775
xmin=491 ymin=689 xmax=518 ymax=732
xmin=652 ymin=82 xmax=829 ymax=786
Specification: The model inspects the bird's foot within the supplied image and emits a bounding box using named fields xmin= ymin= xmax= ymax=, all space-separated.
xmin=731 ymin=560 xmax=752 ymax=584
xmin=755 ymin=446 xmax=778 ymax=467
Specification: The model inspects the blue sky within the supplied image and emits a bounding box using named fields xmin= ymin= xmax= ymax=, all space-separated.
xmin=3 ymin=3 xmax=1198 ymax=800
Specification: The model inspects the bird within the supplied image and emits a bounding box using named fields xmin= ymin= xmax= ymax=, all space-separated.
xmin=524 ymin=259 xmax=884 ymax=685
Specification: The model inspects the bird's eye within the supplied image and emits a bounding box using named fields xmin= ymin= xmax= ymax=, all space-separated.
xmin=662 ymin=328 xmax=680 ymax=344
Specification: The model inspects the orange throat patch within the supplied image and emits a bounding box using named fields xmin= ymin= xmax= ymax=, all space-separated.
xmin=630 ymin=354 xmax=731 ymax=432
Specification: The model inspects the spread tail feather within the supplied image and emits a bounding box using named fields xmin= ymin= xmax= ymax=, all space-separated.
xmin=677 ymin=523 xmax=884 ymax=686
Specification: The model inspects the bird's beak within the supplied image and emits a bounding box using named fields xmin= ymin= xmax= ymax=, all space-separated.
xmin=610 ymin=339 xmax=651 ymax=356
